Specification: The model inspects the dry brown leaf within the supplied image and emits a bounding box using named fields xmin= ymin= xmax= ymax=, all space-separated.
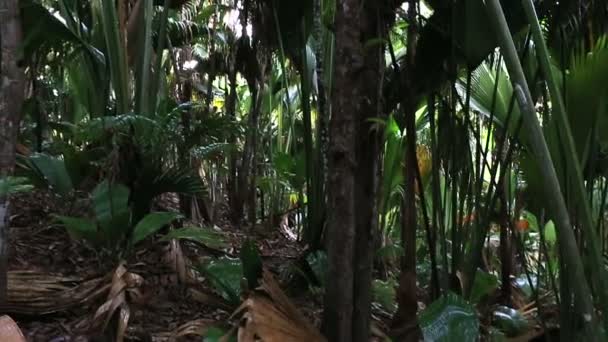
xmin=150 ymin=319 xmax=216 ymax=341
xmin=0 ymin=271 xmax=107 ymax=315
xmin=230 ymin=269 xmax=326 ymax=342
xmin=90 ymin=262 xmax=143 ymax=342
xmin=116 ymin=305 xmax=130 ymax=342
xmin=165 ymin=239 xmax=188 ymax=283
xmin=188 ymin=288 xmax=232 ymax=311
xmin=172 ymin=318 xmax=214 ymax=338
xmin=0 ymin=316 xmax=26 ymax=342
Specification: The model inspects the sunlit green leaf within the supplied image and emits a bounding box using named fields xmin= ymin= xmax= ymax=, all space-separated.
xmin=543 ymin=220 xmax=556 ymax=245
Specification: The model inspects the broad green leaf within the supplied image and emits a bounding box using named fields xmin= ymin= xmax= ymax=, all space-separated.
xmin=376 ymin=244 xmax=404 ymax=259
xmin=372 ymin=279 xmax=397 ymax=313
xmin=543 ymin=220 xmax=556 ymax=245
xmin=203 ymin=326 xmax=236 ymax=342
xmin=92 ymin=180 xmax=130 ymax=224
xmin=28 ymin=153 xmax=74 ymax=196
xmin=419 ymin=292 xmax=479 ymax=342
xmin=20 ymin=0 xmax=104 ymax=64
xmin=161 ymin=226 xmax=227 ymax=248
xmin=132 ymin=211 xmax=181 ymax=244
xmin=272 ymin=151 xmax=296 ymax=177
xmin=0 ymin=177 xmax=33 ymax=197
xmin=492 ymin=306 xmax=529 ymax=337
xmin=93 ymin=0 xmax=130 ymax=114
xmin=134 ymin=0 xmax=155 ymax=116
xmin=521 ymin=210 xmax=539 ymax=232
xmin=91 ymin=180 xmax=130 ymax=242
xmin=191 ymin=143 xmax=233 ymax=159
xmin=306 ymin=250 xmax=328 ymax=287
xmin=470 ymin=269 xmax=499 ymax=304
xmin=55 ymin=215 xmax=99 ymax=243
xmin=240 ymin=239 xmax=263 ymax=290
xmin=200 ymin=257 xmax=243 ymax=305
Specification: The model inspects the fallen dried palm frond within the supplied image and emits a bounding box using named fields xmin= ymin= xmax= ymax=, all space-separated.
xmin=229 ymin=268 xmax=326 ymax=342
xmin=0 ymin=271 xmax=107 ymax=315
xmin=151 ymin=318 xmax=217 ymax=340
xmin=87 ymin=262 xmax=143 ymax=342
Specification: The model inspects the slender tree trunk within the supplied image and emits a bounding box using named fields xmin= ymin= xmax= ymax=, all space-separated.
xmin=323 ymin=1 xmax=395 ymax=341
xmin=0 ymin=0 xmax=25 ymax=305
xmin=178 ymin=77 xmax=193 ymax=218
xmin=226 ymin=47 xmax=239 ymax=223
xmin=322 ymin=0 xmax=361 ymax=338
xmin=391 ymin=1 xmax=421 ymax=341
xmin=312 ymin=0 xmax=328 ymax=251
xmin=498 ymin=176 xmax=513 ymax=302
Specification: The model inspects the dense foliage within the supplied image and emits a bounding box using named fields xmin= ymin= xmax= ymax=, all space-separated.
xmin=1 ymin=0 xmax=607 ymax=340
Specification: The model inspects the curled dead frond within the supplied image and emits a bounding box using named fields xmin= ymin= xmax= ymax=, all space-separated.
xmin=228 ymin=269 xmax=326 ymax=342
xmin=152 ymin=318 xmax=216 ymax=340
xmin=0 ymin=271 xmax=107 ymax=315
xmin=88 ymin=263 xmax=144 ymax=342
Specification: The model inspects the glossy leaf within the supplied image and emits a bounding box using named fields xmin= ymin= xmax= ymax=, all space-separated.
xmin=27 ymin=153 xmax=74 ymax=196
xmin=132 ymin=212 xmax=181 ymax=245
xmin=419 ymin=292 xmax=479 ymax=342
xmin=492 ymin=306 xmax=529 ymax=337
xmin=306 ymin=250 xmax=328 ymax=287
xmin=543 ymin=221 xmax=556 ymax=245
xmin=161 ymin=226 xmax=227 ymax=248
xmin=240 ymin=239 xmax=262 ymax=290
xmin=200 ymin=257 xmax=243 ymax=305
xmin=470 ymin=269 xmax=499 ymax=304
xmin=91 ymin=180 xmax=130 ymax=242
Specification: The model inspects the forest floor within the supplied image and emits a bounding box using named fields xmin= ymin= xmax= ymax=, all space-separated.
xmin=4 ymin=190 xmax=555 ymax=341
xmin=5 ymin=190 xmax=330 ymax=341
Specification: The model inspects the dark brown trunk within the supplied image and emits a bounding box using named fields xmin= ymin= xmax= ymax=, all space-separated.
xmin=499 ymin=184 xmax=513 ymax=302
xmin=391 ymin=0 xmax=421 ymax=341
xmin=323 ymin=1 xmax=395 ymax=341
xmin=352 ymin=11 xmax=386 ymax=342
xmin=237 ymin=43 xmax=269 ymax=226
xmin=178 ymin=77 xmax=193 ymax=218
xmin=322 ymin=0 xmax=359 ymax=339
xmin=0 ymin=0 xmax=25 ymax=305
xmin=245 ymin=83 xmax=262 ymax=224
xmin=226 ymin=48 xmax=239 ymax=223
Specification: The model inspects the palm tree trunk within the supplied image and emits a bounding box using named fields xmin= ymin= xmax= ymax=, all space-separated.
xmin=323 ymin=1 xmax=397 ymax=341
xmin=391 ymin=1 xmax=421 ymax=341
xmin=0 ymin=0 xmax=25 ymax=305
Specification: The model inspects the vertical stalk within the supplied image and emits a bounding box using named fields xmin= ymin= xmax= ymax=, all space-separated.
xmin=521 ymin=0 xmax=608 ymax=325
xmin=485 ymin=0 xmax=600 ymax=338
xmin=392 ymin=0 xmax=420 ymax=340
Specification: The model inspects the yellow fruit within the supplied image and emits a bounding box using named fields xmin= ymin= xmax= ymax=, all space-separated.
xmin=416 ymin=144 xmax=431 ymax=179
xmin=414 ymin=145 xmax=432 ymax=194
